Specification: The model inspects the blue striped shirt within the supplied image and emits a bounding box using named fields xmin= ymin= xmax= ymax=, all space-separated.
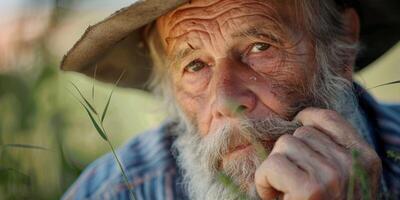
xmin=62 ymin=85 xmax=400 ymax=199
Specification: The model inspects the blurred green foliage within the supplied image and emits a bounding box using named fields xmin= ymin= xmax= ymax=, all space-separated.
xmin=0 ymin=60 xmax=163 ymax=200
xmin=0 ymin=64 xmax=79 ymax=199
xmin=0 ymin=1 xmax=164 ymax=199
xmin=0 ymin=1 xmax=78 ymax=197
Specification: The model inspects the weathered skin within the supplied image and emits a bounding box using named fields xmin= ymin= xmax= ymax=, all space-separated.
xmin=156 ymin=0 xmax=381 ymax=199
xmin=157 ymin=0 xmax=315 ymax=136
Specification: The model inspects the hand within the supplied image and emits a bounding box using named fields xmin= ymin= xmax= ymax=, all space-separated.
xmin=254 ymin=108 xmax=382 ymax=200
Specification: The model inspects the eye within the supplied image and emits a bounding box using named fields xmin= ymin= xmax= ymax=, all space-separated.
xmin=249 ymin=42 xmax=271 ymax=53
xmin=184 ymin=60 xmax=207 ymax=73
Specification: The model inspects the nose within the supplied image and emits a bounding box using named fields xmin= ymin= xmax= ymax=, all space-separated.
xmin=212 ymin=59 xmax=256 ymax=118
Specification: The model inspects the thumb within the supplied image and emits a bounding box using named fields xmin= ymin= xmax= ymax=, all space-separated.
xmin=254 ymin=168 xmax=281 ymax=199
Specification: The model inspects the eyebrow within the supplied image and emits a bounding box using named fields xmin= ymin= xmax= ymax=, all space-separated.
xmin=231 ymin=26 xmax=280 ymax=42
xmin=171 ymin=44 xmax=199 ymax=64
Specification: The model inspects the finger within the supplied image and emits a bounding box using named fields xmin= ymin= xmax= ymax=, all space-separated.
xmin=295 ymin=107 xmax=368 ymax=150
xmin=293 ymin=126 xmax=351 ymax=173
xmin=271 ymin=134 xmax=343 ymax=195
xmin=255 ymin=153 xmax=306 ymax=199
xmin=272 ymin=134 xmax=331 ymax=174
xmin=293 ymin=126 xmax=351 ymax=197
xmin=295 ymin=108 xmax=382 ymax=198
xmin=294 ymin=108 xmax=379 ymax=168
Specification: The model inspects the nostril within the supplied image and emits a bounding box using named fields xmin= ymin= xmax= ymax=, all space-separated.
xmin=236 ymin=105 xmax=247 ymax=114
xmin=213 ymin=91 xmax=256 ymax=118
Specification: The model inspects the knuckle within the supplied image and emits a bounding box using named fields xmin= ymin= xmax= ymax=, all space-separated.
xmin=266 ymin=154 xmax=289 ymax=172
xmin=264 ymin=153 xmax=284 ymax=167
xmin=319 ymin=163 xmax=342 ymax=191
xmin=277 ymin=134 xmax=293 ymax=145
xmin=293 ymin=126 xmax=314 ymax=138
xmin=320 ymin=109 xmax=341 ymax=122
xmin=273 ymin=134 xmax=293 ymax=152
xmin=335 ymin=148 xmax=352 ymax=168
xmin=325 ymin=166 xmax=340 ymax=181
xmin=255 ymin=154 xmax=282 ymax=184
xmin=254 ymin=168 xmax=265 ymax=185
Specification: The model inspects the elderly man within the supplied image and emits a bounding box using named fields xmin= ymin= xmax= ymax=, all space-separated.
xmin=61 ymin=0 xmax=400 ymax=199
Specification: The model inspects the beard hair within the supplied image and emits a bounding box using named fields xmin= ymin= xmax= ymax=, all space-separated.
xmin=172 ymin=69 xmax=369 ymax=200
xmin=173 ymin=117 xmax=301 ymax=199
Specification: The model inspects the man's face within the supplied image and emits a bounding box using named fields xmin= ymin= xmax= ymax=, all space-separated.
xmin=157 ymin=0 xmax=316 ymax=163
xmin=154 ymin=1 xmax=369 ymax=199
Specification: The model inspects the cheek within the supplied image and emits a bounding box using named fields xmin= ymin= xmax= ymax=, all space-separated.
xmin=247 ymin=44 xmax=316 ymax=95
xmin=247 ymin=57 xmax=281 ymax=74
xmin=173 ymin=83 xmax=209 ymax=125
xmin=179 ymin=67 xmax=212 ymax=93
xmin=244 ymin=47 xmax=283 ymax=74
xmin=249 ymin=61 xmax=313 ymax=118
xmin=174 ymin=74 xmax=216 ymax=135
xmin=252 ymin=78 xmax=303 ymax=118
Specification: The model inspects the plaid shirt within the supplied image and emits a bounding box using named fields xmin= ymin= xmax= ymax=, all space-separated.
xmin=62 ymin=85 xmax=400 ymax=200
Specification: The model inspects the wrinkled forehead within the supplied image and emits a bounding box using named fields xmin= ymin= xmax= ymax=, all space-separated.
xmin=156 ymin=0 xmax=298 ymax=54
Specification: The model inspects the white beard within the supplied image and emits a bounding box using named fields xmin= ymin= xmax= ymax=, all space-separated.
xmin=172 ymin=77 xmax=370 ymax=200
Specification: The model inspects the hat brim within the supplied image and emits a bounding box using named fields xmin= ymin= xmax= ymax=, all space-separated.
xmin=61 ymin=0 xmax=400 ymax=88
xmin=61 ymin=0 xmax=188 ymax=89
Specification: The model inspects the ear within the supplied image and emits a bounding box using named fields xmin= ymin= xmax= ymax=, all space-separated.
xmin=342 ymin=8 xmax=360 ymax=80
xmin=343 ymin=8 xmax=360 ymax=43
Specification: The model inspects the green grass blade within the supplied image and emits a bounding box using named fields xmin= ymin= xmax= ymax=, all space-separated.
xmin=347 ymin=150 xmax=358 ymax=200
xmin=101 ymin=70 xmax=126 ymax=123
xmin=368 ymin=80 xmax=400 ymax=90
xmin=354 ymin=165 xmax=371 ymax=200
xmin=107 ymin=140 xmax=136 ymax=200
xmin=252 ymin=140 xmax=268 ymax=161
xmin=1 ymin=144 xmax=50 ymax=151
xmin=101 ymin=90 xmax=114 ymax=123
xmin=217 ymin=172 xmax=249 ymax=200
xmin=67 ymin=76 xmax=134 ymax=199
xmin=0 ymin=168 xmax=31 ymax=184
xmin=387 ymin=150 xmax=400 ymax=162
xmin=347 ymin=149 xmax=372 ymax=200
xmin=82 ymin=104 xmax=108 ymax=141
xmin=69 ymin=81 xmax=98 ymax=114
xmin=68 ymin=88 xmax=108 ymax=141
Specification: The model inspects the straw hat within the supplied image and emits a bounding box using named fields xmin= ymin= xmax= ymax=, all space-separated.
xmin=60 ymin=0 xmax=400 ymax=89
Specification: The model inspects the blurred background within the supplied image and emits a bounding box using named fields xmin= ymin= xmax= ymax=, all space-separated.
xmin=0 ymin=0 xmax=398 ymax=199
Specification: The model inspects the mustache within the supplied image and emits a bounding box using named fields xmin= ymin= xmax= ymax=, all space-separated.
xmin=196 ymin=116 xmax=301 ymax=171
xmin=241 ymin=118 xmax=302 ymax=140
